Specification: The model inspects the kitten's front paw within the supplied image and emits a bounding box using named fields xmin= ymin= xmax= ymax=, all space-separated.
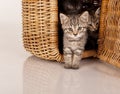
xmin=64 ymin=64 xmax=72 ymax=69
xmin=72 ymin=64 xmax=80 ymax=69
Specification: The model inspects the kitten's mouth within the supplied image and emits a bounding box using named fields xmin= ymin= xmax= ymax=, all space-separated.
xmin=67 ymin=38 xmax=80 ymax=42
xmin=68 ymin=40 xmax=80 ymax=42
xmin=67 ymin=36 xmax=82 ymax=41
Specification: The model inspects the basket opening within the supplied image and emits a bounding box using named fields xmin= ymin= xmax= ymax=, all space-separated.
xmin=58 ymin=0 xmax=101 ymax=55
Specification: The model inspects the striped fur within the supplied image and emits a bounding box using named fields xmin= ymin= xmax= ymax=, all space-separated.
xmin=60 ymin=11 xmax=89 ymax=69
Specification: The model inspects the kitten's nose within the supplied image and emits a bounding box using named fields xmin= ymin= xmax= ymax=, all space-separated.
xmin=73 ymin=31 xmax=78 ymax=36
xmin=73 ymin=33 xmax=77 ymax=36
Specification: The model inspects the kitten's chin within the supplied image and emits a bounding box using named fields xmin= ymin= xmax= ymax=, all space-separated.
xmin=67 ymin=37 xmax=80 ymax=42
xmin=89 ymin=27 xmax=98 ymax=32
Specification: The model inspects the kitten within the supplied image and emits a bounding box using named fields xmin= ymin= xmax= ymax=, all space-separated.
xmin=85 ymin=8 xmax=100 ymax=50
xmin=88 ymin=7 xmax=100 ymax=32
xmin=58 ymin=0 xmax=101 ymax=53
xmin=60 ymin=11 xmax=89 ymax=69
xmin=82 ymin=0 xmax=101 ymax=50
xmin=58 ymin=0 xmax=83 ymax=54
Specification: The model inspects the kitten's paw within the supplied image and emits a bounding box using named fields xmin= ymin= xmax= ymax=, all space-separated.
xmin=64 ymin=64 xmax=72 ymax=69
xmin=72 ymin=64 xmax=80 ymax=69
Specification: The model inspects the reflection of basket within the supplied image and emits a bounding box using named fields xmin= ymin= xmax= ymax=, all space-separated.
xmin=22 ymin=0 xmax=120 ymax=67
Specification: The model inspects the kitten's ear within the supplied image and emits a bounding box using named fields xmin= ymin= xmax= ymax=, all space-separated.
xmin=80 ymin=11 xmax=89 ymax=23
xmin=95 ymin=8 xmax=100 ymax=18
xmin=60 ymin=13 xmax=69 ymax=24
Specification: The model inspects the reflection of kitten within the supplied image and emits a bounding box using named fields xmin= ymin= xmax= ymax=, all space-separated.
xmin=60 ymin=11 xmax=89 ymax=69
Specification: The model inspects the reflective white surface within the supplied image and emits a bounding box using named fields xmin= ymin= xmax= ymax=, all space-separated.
xmin=23 ymin=56 xmax=120 ymax=94
xmin=0 ymin=0 xmax=120 ymax=94
xmin=0 ymin=0 xmax=30 ymax=94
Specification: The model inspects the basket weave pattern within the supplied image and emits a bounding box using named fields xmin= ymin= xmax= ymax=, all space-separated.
xmin=22 ymin=0 xmax=120 ymax=67
xmin=22 ymin=0 xmax=97 ymax=62
xmin=22 ymin=0 xmax=63 ymax=61
xmin=98 ymin=0 xmax=120 ymax=67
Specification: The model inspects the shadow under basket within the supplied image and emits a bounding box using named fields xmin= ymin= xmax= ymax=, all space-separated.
xmin=22 ymin=0 xmax=120 ymax=68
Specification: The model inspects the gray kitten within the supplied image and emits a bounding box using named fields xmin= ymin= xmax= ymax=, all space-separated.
xmin=88 ymin=7 xmax=100 ymax=32
xmin=85 ymin=8 xmax=100 ymax=50
xmin=60 ymin=11 xmax=89 ymax=69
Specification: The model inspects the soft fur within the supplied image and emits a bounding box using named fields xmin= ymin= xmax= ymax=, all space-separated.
xmin=85 ymin=7 xmax=100 ymax=50
xmin=60 ymin=12 xmax=89 ymax=69
xmin=58 ymin=0 xmax=101 ymax=53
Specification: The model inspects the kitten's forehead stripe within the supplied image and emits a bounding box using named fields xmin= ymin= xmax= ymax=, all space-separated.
xmin=62 ymin=14 xmax=89 ymax=30
xmin=69 ymin=16 xmax=79 ymax=26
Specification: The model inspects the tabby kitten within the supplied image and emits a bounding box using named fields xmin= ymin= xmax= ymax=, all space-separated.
xmin=60 ymin=11 xmax=89 ymax=69
xmin=85 ymin=7 xmax=100 ymax=50
xmin=58 ymin=0 xmax=101 ymax=52
xmin=88 ymin=7 xmax=100 ymax=32
xmin=58 ymin=0 xmax=83 ymax=54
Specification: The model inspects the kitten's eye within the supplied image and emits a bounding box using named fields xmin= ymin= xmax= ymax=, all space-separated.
xmin=64 ymin=28 xmax=72 ymax=33
xmin=96 ymin=23 xmax=99 ymax=26
xmin=78 ymin=27 xmax=82 ymax=30
xmin=89 ymin=24 xmax=92 ymax=26
xmin=68 ymin=28 xmax=73 ymax=31
xmin=64 ymin=29 xmax=68 ymax=33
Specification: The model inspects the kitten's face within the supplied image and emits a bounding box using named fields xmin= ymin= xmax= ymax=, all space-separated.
xmin=60 ymin=11 xmax=89 ymax=40
xmin=88 ymin=8 xmax=100 ymax=31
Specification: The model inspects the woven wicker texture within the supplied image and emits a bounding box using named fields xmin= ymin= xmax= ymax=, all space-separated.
xmin=22 ymin=0 xmax=63 ymax=61
xmin=22 ymin=0 xmax=98 ymax=62
xmin=98 ymin=0 xmax=120 ymax=67
xmin=22 ymin=0 xmax=120 ymax=66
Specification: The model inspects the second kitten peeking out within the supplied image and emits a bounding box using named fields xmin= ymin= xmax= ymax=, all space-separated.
xmin=60 ymin=11 xmax=89 ymax=69
xmin=85 ymin=7 xmax=100 ymax=50
xmin=88 ymin=8 xmax=100 ymax=32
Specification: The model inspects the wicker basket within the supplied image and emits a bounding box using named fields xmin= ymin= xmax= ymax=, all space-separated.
xmin=22 ymin=0 xmax=63 ymax=61
xmin=98 ymin=0 xmax=120 ymax=67
xmin=22 ymin=0 xmax=120 ymax=67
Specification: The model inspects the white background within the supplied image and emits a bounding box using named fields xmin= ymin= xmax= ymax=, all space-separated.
xmin=0 ymin=0 xmax=30 ymax=94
